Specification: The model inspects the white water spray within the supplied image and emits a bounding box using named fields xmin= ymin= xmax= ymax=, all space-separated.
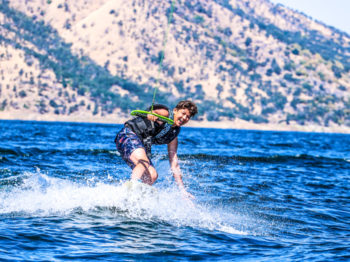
xmin=0 ymin=172 xmax=249 ymax=235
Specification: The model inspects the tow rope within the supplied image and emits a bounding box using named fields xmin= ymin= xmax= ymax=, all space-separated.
xmin=130 ymin=0 xmax=176 ymax=125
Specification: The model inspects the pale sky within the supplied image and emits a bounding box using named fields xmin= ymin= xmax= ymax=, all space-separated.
xmin=269 ymin=0 xmax=350 ymax=35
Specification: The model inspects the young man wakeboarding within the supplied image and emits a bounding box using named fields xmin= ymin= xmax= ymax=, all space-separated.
xmin=115 ymin=100 xmax=197 ymax=198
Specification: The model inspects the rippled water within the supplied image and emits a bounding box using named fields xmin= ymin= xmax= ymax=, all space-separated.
xmin=0 ymin=120 xmax=349 ymax=261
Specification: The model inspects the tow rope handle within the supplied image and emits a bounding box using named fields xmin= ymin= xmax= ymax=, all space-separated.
xmin=131 ymin=110 xmax=174 ymax=125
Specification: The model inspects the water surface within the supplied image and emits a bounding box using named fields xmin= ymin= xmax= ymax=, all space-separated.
xmin=0 ymin=120 xmax=349 ymax=261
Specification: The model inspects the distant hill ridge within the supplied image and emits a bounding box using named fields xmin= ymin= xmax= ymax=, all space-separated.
xmin=0 ymin=0 xmax=349 ymax=128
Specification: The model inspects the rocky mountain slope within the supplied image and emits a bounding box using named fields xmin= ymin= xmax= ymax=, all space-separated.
xmin=0 ymin=0 xmax=349 ymax=129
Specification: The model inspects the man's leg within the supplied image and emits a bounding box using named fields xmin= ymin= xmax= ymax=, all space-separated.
xmin=129 ymin=148 xmax=158 ymax=185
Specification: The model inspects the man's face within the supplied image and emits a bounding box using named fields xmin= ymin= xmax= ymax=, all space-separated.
xmin=173 ymin=108 xmax=191 ymax=126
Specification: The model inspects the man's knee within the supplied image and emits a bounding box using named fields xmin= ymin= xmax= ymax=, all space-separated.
xmin=137 ymin=159 xmax=150 ymax=169
xmin=149 ymin=166 xmax=158 ymax=182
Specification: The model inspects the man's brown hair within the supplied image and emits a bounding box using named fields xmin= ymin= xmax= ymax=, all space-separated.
xmin=175 ymin=100 xmax=198 ymax=117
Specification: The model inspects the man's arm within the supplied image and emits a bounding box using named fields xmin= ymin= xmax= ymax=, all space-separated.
xmin=167 ymin=137 xmax=194 ymax=199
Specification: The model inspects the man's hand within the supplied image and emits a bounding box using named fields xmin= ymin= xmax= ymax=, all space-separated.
xmin=181 ymin=188 xmax=195 ymax=200
xmin=147 ymin=108 xmax=169 ymax=122
xmin=181 ymin=189 xmax=196 ymax=208
xmin=147 ymin=114 xmax=158 ymax=122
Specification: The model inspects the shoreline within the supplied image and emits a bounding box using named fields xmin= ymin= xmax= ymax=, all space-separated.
xmin=1 ymin=112 xmax=350 ymax=134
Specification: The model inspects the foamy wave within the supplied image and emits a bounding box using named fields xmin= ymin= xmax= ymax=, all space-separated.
xmin=0 ymin=172 xmax=248 ymax=235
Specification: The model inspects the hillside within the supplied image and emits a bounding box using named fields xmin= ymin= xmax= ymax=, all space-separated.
xmin=0 ymin=0 xmax=349 ymax=131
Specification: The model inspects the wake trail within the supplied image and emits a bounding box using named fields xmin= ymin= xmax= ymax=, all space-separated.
xmin=0 ymin=172 xmax=261 ymax=236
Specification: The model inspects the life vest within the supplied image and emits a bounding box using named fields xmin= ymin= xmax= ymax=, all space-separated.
xmin=124 ymin=104 xmax=180 ymax=157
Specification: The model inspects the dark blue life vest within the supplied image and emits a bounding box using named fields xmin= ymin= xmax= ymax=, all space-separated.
xmin=124 ymin=104 xmax=180 ymax=157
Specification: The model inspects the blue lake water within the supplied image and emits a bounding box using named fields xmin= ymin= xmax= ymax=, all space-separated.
xmin=0 ymin=120 xmax=349 ymax=261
